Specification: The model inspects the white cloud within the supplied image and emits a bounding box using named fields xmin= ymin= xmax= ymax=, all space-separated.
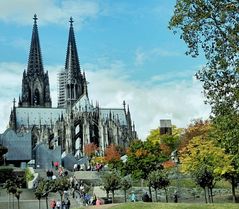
xmin=84 ymin=62 xmax=210 ymax=139
xmin=0 ymin=0 xmax=100 ymax=26
xmin=0 ymin=61 xmax=210 ymax=140
xmin=134 ymin=47 xmax=181 ymax=66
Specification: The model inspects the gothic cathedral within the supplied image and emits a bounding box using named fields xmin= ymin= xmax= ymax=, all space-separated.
xmin=8 ymin=15 xmax=137 ymax=159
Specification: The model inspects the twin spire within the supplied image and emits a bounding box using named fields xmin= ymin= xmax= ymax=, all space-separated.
xmin=20 ymin=14 xmax=86 ymax=108
xmin=27 ymin=14 xmax=44 ymax=76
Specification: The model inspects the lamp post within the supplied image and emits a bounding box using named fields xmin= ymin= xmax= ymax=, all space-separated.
xmin=171 ymin=150 xmax=179 ymax=202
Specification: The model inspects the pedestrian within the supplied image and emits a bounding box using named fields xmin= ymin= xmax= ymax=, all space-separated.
xmin=66 ymin=198 xmax=71 ymax=209
xmin=92 ymin=193 xmax=97 ymax=205
xmin=142 ymin=192 xmax=150 ymax=202
xmin=130 ymin=192 xmax=136 ymax=202
xmin=56 ymin=200 xmax=61 ymax=209
xmin=62 ymin=200 xmax=66 ymax=209
xmin=50 ymin=199 xmax=56 ymax=209
xmin=96 ymin=197 xmax=101 ymax=206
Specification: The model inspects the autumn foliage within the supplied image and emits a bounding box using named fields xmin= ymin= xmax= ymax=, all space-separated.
xmin=162 ymin=160 xmax=175 ymax=169
xmin=104 ymin=144 xmax=121 ymax=163
xmin=84 ymin=143 xmax=98 ymax=157
xmin=179 ymin=120 xmax=212 ymax=152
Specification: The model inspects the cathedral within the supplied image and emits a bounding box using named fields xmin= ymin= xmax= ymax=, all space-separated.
xmin=6 ymin=15 xmax=136 ymax=165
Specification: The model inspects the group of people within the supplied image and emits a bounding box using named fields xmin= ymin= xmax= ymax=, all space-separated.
xmin=50 ymin=198 xmax=71 ymax=209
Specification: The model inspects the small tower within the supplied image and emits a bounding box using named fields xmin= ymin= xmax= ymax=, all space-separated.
xmin=19 ymin=14 xmax=52 ymax=107
xmin=9 ymin=98 xmax=17 ymax=130
xmin=160 ymin=119 xmax=172 ymax=135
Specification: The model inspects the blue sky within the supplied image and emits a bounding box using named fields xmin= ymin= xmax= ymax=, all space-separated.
xmin=0 ymin=0 xmax=210 ymax=139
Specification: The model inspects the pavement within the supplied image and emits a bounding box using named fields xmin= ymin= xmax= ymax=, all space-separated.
xmin=0 ymin=188 xmax=79 ymax=209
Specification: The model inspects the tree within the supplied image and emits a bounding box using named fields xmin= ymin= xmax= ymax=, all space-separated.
xmin=35 ymin=190 xmax=44 ymax=209
xmin=169 ymin=0 xmax=239 ymax=202
xmin=104 ymin=144 xmax=121 ymax=169
xmin=169 ymin=0 xmax=238 ymax=71
xmin=53 ymin=177 xmax=71 ymax=208
xmin=100 ymin=171 xmax=121 ymax=203
xmin=15 ymin=189 xmax=22 ymax=209
xmin=148 ymin=169 xmax=170 ymax=202
xmin=4 ymin=176 xmax=23 ymax=209
xmin=180 ymin=136 xmax=234 ymax=203
xmin=35 ymin=179 xmax=49 ymax=209
xmin=124 ymin=140 xmax=167 ymax=199
xmin=4 ymin=179 xmax=17 ymax=209
xmin=84 ymin=143 xmax=98 ymax=158
xmin=120 ymin=175 xmax=132 ymax=202
xmin=147 ymin=126 xmax=182 ymax=156
xmin=179 ymin=119 xmax=212 ymax=152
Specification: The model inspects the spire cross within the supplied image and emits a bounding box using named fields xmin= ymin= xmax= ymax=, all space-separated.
xmin=69 ymin=17 xmax=74 ymax=26
xmin=33 ymin=14 xmax=38 ymax=24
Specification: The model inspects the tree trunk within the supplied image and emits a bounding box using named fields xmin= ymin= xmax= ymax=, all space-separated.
xmin=60 ymin=194 xmax=63 ymax=209
xmin=17 ymin=198 xmax=20 ymax=209
xmin=165 ymin=188 xmax=168 ymax=203
xmin=106 ymin=191 xmax=109 ymax=199
xmin=204 ymin=187 xmax=207 ymax=203
xmin=8 ymin=193 xmax=10 ymax=209
xmin=210 ymin=187 xmax=213 ymax=203
xmin=38 ymin=199 xmax=41 ymax=209
xmin=231 ymin=176 xmax=236 ymax=203
xmin=13 ymin=194 xmax=15 ymax=209
xmin=46 ymin=196 xmax=49 ymax=209
xmin=154 ymin=188 xmax=158 ymax=202
xmin=112 ymin=190 xmax=115 ymax=203
xmin=124 ymin=190 xmax=127 ymax=202
xmin=207 ymin=187 xmax=211 ymax=203
xmin=148 ymin=185 xmax=152 ymax=200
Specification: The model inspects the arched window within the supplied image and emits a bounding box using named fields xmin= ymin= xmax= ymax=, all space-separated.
xmin=33 ymin=88 xmax=40 ymax=105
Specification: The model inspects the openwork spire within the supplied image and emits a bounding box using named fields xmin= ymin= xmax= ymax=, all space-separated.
xmin=27 ymin=14 xmax=44 ymax=76
xmin=65 ymin=17 xmax=81 ymax=78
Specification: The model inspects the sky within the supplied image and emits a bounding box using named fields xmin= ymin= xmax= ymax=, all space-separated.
xmin=0 ymin=0 xmax=210 ymax=139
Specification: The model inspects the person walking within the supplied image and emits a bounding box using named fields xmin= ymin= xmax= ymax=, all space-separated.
xmin=50 ymin=199 xmax=56 ymax=209
xmin=65 ymin=198 xmax=71 ymax=209
xmin=56 ymin=200 xmax=61 ymax=209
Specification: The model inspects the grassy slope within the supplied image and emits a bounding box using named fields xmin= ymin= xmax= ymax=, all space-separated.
xmin=76 ymin=202 xmax=239 ymax=209
xmin=111 ymin=202 xmax=239 ymax=209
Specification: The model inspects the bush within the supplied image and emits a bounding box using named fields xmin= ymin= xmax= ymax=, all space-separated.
xmin=25 ymin=167 xmax=34 ymax=182
xmin=0 ymin=166 xmax=14 ymax=184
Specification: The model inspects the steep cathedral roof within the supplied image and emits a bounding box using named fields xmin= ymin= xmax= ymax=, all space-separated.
xmin=65 ymin=17 xmax=81 ymax=82
xmin=27 ymin=14 xmax=44 ymax=77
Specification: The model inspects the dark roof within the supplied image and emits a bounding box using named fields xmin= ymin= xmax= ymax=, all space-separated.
xmin=1 ymin=129 xmax=32 ymax=161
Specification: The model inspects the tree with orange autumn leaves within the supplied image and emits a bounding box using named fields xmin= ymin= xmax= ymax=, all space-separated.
xmin=105 ymin=144 xmax=121 ymax=163
xmin=84 ymin=143 xmax=98 ymax=158
xmin=179 ymin=119 xmax=212 ymax=152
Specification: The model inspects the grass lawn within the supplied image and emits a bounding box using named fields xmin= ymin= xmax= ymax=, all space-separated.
xmin=83 ymin=202 xmax=238 ymax=209
xmin=74 ymin=202 xmax=239 ymax=209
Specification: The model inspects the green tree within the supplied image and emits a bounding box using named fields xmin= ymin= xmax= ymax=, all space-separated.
xmin=148 ymin=169 xmax=170 ymax=202
xmin=35 ymin=190 xmax=44 ymax=209
xmin=4 ymin=176 xmax=23 ymax=209
xmin=169 ymin=0 xmax=238 ymax=71
xmin=124 ymin=140 xmax=167 ymax=199
xmin=147 ymin=126 xmax=182 ymax=156
xmin=15 ymin=189 xmax=22 ymax=209
xmin=169 ymin=0 xmax=239 ymax=202
xmin=100 ymin=171 xmax=121 ymax=203
xmin=120 ymin=175 xmax=132 ymax=202
xmin=53 ymin=177 xmax=71 ymax=209
xmin=180 ymin=136 xmax=234 ymax=203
